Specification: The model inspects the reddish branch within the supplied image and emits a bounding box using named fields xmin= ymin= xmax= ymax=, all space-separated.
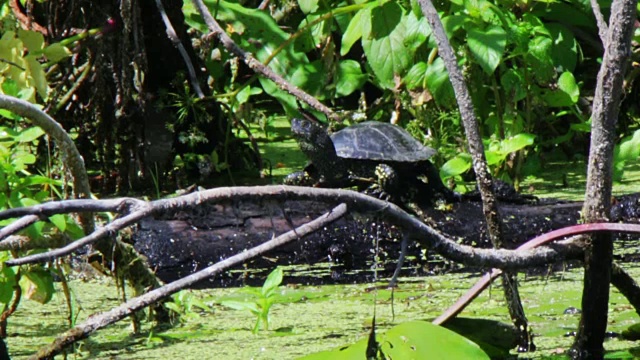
xmin=8 ymin=0 xmax=48 ymax=36
xmin=433 ymin=222 xmax=640 ymax=325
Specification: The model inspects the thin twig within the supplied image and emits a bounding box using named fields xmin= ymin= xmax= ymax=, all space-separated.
xmin=30 ymin=203 xmax=348 ymax=359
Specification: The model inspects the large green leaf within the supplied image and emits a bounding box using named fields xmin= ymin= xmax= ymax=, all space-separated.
xmin=298 ymin=320 xmax=490 ymax=359
xmin=500 ymin=133 xmax=536 ymax=154
xmin=298 ymin=0 xmax=319 ymax=14
xmin=466 ymin=25 xmax=506 ymax=75
xmin=404 ymin=61 xmax=428 ymax=90
xmin=614 ymin=129 xmax=640 ymax=181
xmin=17 ymin=29 xmax=44 ymax=53
xmin=362 ymin=2 xmax=411 ymax=89
xmin=441 ymin=153 xmax=472 ymax=178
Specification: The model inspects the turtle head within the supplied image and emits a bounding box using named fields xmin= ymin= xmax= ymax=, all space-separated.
xmin=291 ymin=117 xmax=334 ymax=155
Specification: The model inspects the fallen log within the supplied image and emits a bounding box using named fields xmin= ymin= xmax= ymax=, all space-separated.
xmin=132 ymin=193 xmax=640 ymax=286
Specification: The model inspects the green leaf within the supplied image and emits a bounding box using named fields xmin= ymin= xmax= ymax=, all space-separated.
xmin=25 ymin=55 xmax=49 ymax=101
xmin=403 ymin=10 xmax=430 ymax=51
xmin=466 ymin=25 xmax=506 ymax=75
xmin=404 ymin=61 xmax=428 ymax=90
xmin=262 ymin=267 xmax=283 ymax=296
xmin=0 ymin=263 xmax=16 ymax=305
xmin=441 ymin=154 xmax=472 ymax=178
xmin=15 ymin=127 xmax=45 ymax=143
xmin=221 ymin=300 xmax=260 ymax=314
xmin=335 ymin=60 xmax=366 ymax=97
xmin=43 ymin=43 xmax=71 ymax=63
xmin=425 ymin=58 xmax=454 ymax=106
xmin=526 ymin=36 xmax=554 ymax=83
xmin=290 ymin=61 xmax=326 ymax=99
xmin=20 ymin=269 xmax=54 ymax=304
xmin=298 ymin=321 xmax=490 ymax=359
xmin=500 ymin=133 xmax=535 ymax=154
xmin=49 ymin=214 xmax=67 ymax=232
xmin=614 ymin=129 xmax=640 ymax=181
xmin=500 ymin=69 xmax=526 ymax=102
xmin=547 ymin=23 xmax=578 ymax=72
xmin=542 ymin=71 xmax=579 ymax=107
xmin=298 ymin=0 xmax=319 ymax=14
xmin=381 ymin=321 xmax=490 ymax=359
xmin=18 ymin=29 xmax=44 ymax=52
xmin=362 ymin=2 xmax=411 ymax=89
xmin=340 ymin=8 xmax=366 ymax=56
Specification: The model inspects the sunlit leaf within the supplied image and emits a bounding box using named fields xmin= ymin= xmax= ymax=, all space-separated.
xmin=25 ymin=55 xmax=48 ymax=101
xmin=17 ymin=29 xmax=44 ymax=53
xmin=20 ymin=269 xmax=54 ymax=304
xmin=262 ymin=267 xmax=283 ymax=296
xmin=341 ymin=8 xmax=366 ymax=56
xmin=441 ymin=154 xmax=472 ymax=178
xmin=362 ymin=2 xmax=411 ymax=89
xmin=15 ymin=127 xmax=45 ymax=143
xmin=298 ymin=0 xmax=319 ymax=14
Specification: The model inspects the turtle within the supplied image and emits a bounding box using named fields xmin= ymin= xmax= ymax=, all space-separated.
xmin=284 ymin=116 xmax=457 ymax=204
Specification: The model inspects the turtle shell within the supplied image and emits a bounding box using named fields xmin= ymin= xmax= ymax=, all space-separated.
xmin=330 ymin=121 xmax=436 ymax=162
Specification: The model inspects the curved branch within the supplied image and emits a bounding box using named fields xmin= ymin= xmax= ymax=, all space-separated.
xmin=0 ymin=95 xmax=94 ymax=233
xmin=189 ymin=0 xmax=338 ymax=121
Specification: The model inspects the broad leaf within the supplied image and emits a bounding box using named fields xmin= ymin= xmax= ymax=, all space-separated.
xmin=298 ymin=0 xmax=319 ymax=14
xmin=526 ymin=36 xmax=554 ymax=83
xmin=362 ymin=2 xmax=411 ymax=89
xmin=262 ymin=267 xmax=283 ymax=296
xmin=467 ymin=25 xmax=506 ymax=75
xmin=336 ymin=60 xmax=366 ymax=97
xmin=441 ymin=154 xmax=472 ymax=178
xmin=500 ymin=133 xmax=536 ymax=154
xmin=20 ymin=269 xmax=54 ymax=304
xmin=43 ymin=43 xmax=72 ymax=63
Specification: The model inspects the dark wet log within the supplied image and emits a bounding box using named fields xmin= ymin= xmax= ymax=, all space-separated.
xmin=132 ymin=194 xmax=640 ymax=286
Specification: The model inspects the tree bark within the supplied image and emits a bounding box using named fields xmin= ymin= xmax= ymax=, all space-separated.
xmin=570 ymin=0 xmax=638 ymax=357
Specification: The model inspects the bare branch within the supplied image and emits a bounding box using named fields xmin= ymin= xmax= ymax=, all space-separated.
xmin=30 ymin=203 xmax=348 ymax=359
xmin=0 ymin=215 xmax=40 ymax=241
xmin=154 ymin=0 xmax=205 ymax=98
xmin=590 ymin=0 xmax=609 ymax=43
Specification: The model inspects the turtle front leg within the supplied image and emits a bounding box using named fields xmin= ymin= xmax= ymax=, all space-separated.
xmin=361 ymin=164 xmax=400 ymax=201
